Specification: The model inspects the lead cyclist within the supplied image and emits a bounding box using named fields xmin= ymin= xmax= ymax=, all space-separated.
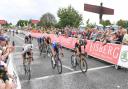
xmin=22 ymin=37 xmax=33 ymax=64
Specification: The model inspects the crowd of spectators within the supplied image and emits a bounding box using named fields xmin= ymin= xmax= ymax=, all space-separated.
xmin=0 ymin=29 xmax=15 ymax=89
xmin=44 ymin=26 xmax=128 ymax=45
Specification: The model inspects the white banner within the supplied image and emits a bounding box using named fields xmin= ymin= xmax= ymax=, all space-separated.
xmin=117 ymin=45 xmax=128 ymax=68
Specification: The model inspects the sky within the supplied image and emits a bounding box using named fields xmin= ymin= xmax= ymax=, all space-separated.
xmin=0 ymin=0 xmax=128 ymax=25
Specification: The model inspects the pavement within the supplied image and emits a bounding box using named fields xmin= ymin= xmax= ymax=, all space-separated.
xmin=8 ymin=32 xmax=128 ymax=89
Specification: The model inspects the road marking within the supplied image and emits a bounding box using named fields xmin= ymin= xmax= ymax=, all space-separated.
xmin=62 ymin=65 xmax=74 ymax=71
xmin=15 ymin=34 xmax=24 ymax=40
xmin=21 ymin=65 xmax=114 ymax=84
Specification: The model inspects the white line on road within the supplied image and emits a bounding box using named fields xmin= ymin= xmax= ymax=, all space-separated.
xmin=63 ymin=65 xmax=114 ymax=76
xmin=15 ymin=34 xmax=24 ymax=40
xmin=21 ymin=65 xmax=114 ymax=84
xmin=62 ymin=65 xmax=74 ymax=71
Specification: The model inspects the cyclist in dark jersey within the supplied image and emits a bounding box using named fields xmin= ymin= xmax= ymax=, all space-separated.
xmin=25 ymin=34 xmax=32 ymax=44
xmin=74 ymin=41 xmax=81 ymax=55
xmin=75 ymin=38 xmax=87 ymax=56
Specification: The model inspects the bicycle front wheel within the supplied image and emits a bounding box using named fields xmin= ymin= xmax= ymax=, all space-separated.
xmin=27 ymin=63 xmax=31 ymax=80
xmin=51 ymin=56 xmax=56 ymax=69
xmin=80 ymin=57 xmax=88 ymax=73
xmin=57 ymin=58 xmax=62 ymax=74
xmin=71 ymin=55 xmax=77 ymax=68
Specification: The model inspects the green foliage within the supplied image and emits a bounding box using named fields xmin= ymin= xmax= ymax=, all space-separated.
xmin=39 ymin=13 xmax=57 ymax=28
xmin=28 ymin=19 xmax=35 ymax=28
xmin=57 ymin=6 xmax=82 ymax=28
xmin=86 ymin=23 xmax=96 ymax=28
xmin=2 ymin=22 xmax=12 ymax=28
xmin=116 ymin=19 xmax=128 ymax=28
xmin=16 ymin=20 xmax=28 ymax=27
xmin=100 ymin=20 xmax=111 ymax=27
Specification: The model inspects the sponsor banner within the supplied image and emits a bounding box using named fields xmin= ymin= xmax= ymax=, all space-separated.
xmin=117 ymin=45 xmax=128 ymax=68
xmin=31 ymin=33 xmax=42 ymax=38
xmin=85 ymin=41 xmax=121 ymax=64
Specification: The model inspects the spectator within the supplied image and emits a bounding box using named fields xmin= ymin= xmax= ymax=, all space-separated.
xmin=122 ymin=29 xmax=128 ymax=45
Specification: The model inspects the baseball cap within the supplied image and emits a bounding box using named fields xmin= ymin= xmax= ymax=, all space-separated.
xmin=0 ymin=36 xmax=6 ymax=41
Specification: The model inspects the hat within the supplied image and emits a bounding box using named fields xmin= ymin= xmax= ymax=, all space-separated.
xmin=0 ymin=36 xmax=6 ymax=41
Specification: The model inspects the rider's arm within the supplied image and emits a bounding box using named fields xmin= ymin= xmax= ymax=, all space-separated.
xmin=59 ymin=44 xmax=64 ymax=56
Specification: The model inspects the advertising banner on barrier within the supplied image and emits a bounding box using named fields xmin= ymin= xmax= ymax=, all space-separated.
xmin=117 ymin=45 xmax=128 ymax=68
xmin=85 ymin=40 xmax=122 ymax=64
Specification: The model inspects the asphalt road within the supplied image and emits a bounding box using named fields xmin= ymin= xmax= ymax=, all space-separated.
xmin=8 ymin=32 xmax=128 ymax=89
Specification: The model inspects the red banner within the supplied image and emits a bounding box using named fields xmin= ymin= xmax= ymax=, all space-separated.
xmin=85 ymin=41 xmax=121 ymax=64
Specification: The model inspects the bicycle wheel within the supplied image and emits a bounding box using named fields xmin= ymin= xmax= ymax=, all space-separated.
xmin=23 ymin=63 xmax=27 ymax=74
xmin=79 ymin=57 xmax=88 ymax=73
xmin=56 ymin=58 xmax=62 ymax=74
xmin=43 ymin=44 xmax=47 ymax=53
xmin=51 ymin=56 xmax=56 ymax=69
xmin=71 ymin=55 xmax=77 ymax=68
xmin=26 ymin=63 xmax=31 ymax=80
xmin=39 ymin=45 xmax=43 ymax=55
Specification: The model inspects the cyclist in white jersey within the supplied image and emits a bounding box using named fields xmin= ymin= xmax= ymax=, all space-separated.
xmin=22 ymin=39 xmax=33 ymax=64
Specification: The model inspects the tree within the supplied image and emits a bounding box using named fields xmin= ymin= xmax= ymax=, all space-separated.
xmin=57 ymin=5 xmax=82 ymax=28
xmin=86 ymin=23 xmax=96 ymax=28
xmin=39 ymin=13 xmax=57 ymax=28
xmin=100 ymin=20 xmax=111 ymax=27
xmin=16 ymin=20 xmax=28 ymax=27
xmin=116 ymin=19 xmax=128 ymax=28
xmin=2 ymin=22 xmax=12 ymax=28
xmin=28 ymin=19 xmax=35 ymax=28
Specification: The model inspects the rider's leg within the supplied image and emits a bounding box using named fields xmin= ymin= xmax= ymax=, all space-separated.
xmin=22 ymin=53 xmax=26 ymax=65
xmin=28 ymin=50 xmax=32 ymax=64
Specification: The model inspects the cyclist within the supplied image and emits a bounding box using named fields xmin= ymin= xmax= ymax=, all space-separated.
xmin=37 ymin=36 xmax=45 ymax=48
xmin=45 ymin=36 xmax=52 ymax=56
xmin=25 ymin=34 xmax=32 ymax=44
xmin=22 ymin=36 xmax=33 ymax=64
xmin=74 ymin=39 xmax=86 ymax=56
xmin=51 ymin=41 xmax=64 ymax=60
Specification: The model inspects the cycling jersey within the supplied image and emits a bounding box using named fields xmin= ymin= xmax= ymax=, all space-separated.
xmin=22 ymin=44 xmax=33 ymax=54
xmin=75 ymin=42 xmax=81 ymax=53
xmin=52 ymin=42 xmax=62 ymax=53
xmin=25 ymin=35 xmax=32 ymax=44
xmin=46 ymin=37 xmax=51 ymax=44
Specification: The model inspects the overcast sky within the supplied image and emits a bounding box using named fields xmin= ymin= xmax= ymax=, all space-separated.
xmin=0 ymin=0 xmax=128 ymax=24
